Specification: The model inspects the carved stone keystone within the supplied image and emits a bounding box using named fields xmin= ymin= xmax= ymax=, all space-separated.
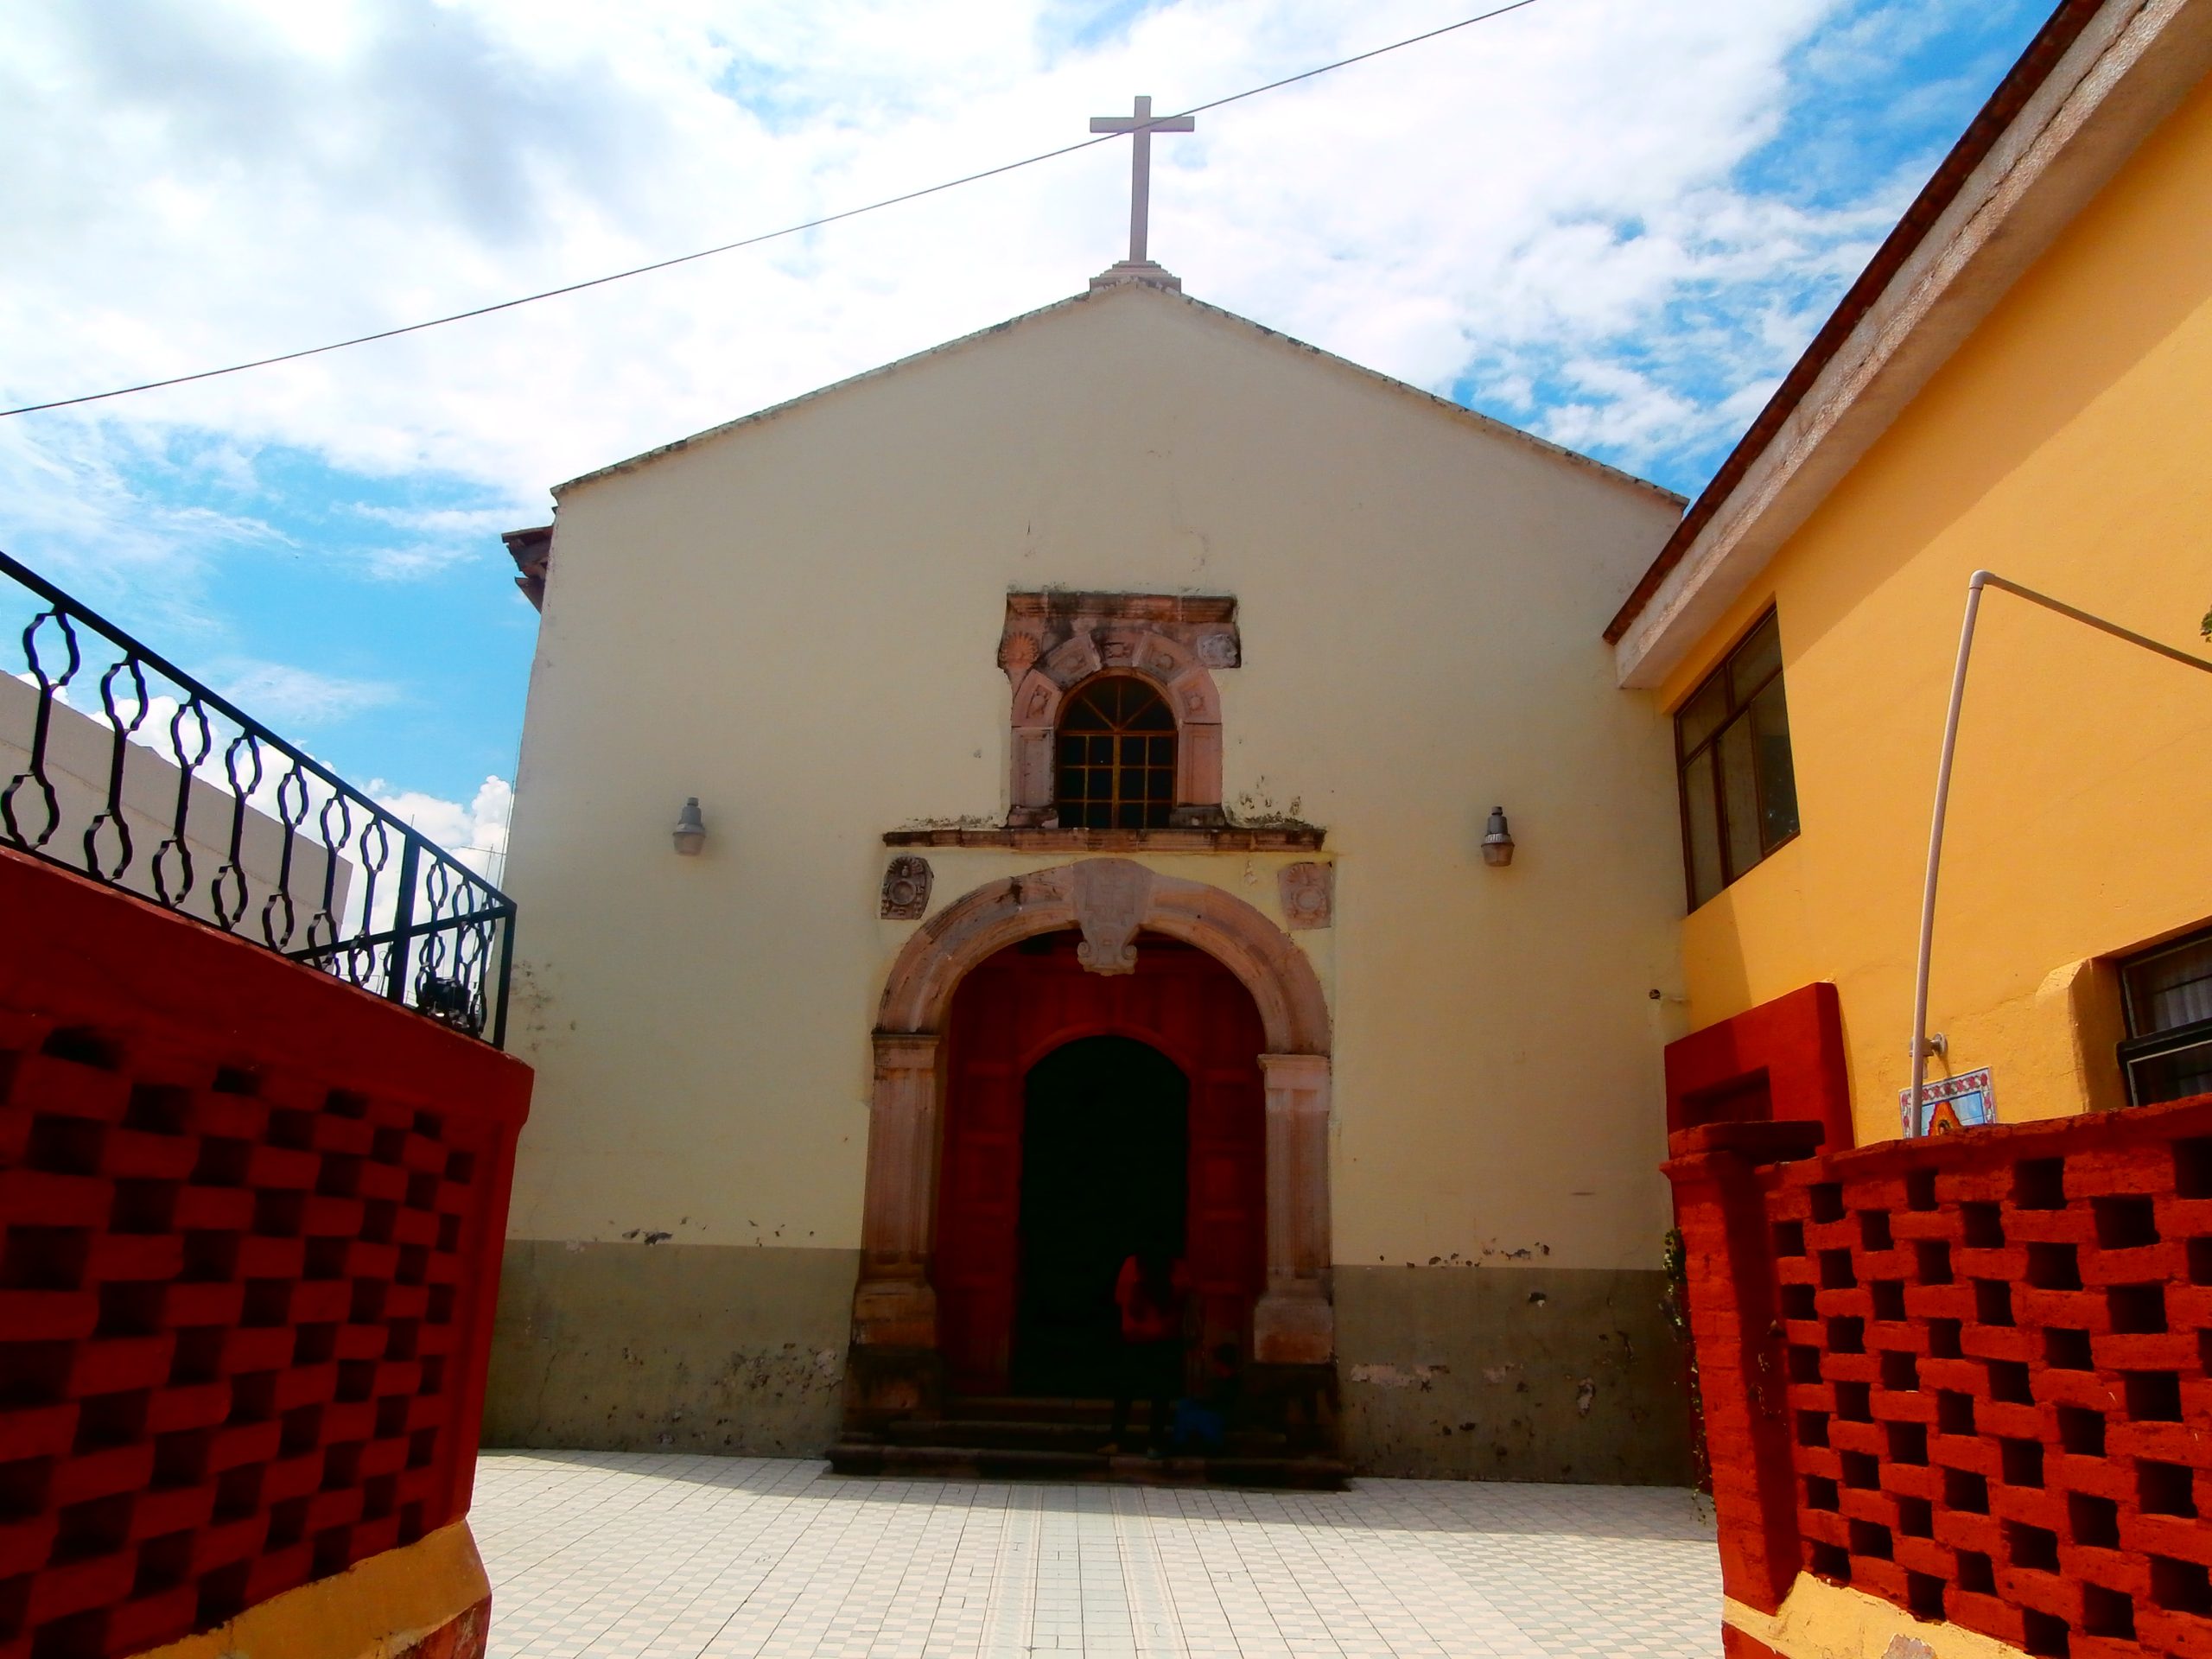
xmin=1072 ymin=858 xmax=1153 ymax=976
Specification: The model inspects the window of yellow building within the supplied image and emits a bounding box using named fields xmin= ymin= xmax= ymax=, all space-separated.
xmin=1675 ymin=610 xmax=1800 ymax=908
xmin=2120 ymin=931 xmax=2212 ymax=1105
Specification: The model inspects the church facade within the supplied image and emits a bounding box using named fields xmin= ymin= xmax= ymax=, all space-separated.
xmin=486 ymin=270 xmax=1697 ymax=1481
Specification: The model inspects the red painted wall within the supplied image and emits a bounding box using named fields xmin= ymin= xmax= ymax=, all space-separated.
xmin=1668 ymin=1092 xmax=2212 ymax=1659
xmin=0 ymin=848 xmax=530 ymax=1659
xmin=1666 ymin=982 xmax=1853 ymax=1154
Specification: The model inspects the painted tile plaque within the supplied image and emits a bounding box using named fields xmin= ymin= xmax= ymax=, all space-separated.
xmin=1899 ymin=1066 xmax=1996 ymax=1137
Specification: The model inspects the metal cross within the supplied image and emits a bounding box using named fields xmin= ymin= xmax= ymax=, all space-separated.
xmin=1089 ymin=95 xmax=1195 ymax=266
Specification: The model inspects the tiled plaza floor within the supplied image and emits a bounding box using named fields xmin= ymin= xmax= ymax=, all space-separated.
xmin=474 ymin=1450 xmax=1720 ymax=1658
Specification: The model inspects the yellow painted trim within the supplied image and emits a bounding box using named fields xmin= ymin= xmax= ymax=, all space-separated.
xmin=127 ymin=1521 xmax=489 ymax=1659
xmin=1727 ymin=1577 xmax=2026 ymax=1659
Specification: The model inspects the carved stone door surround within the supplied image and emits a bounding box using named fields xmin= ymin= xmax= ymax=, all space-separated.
xmin=858 ymin=858 xmax=1333 ymax=1369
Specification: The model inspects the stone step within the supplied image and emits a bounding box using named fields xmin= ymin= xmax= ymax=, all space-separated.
xmin=941 ymin=1395 xmax=1116 ymax=1423
xmin=884 ymin=1418 xmax=1289 ymax=1455
xmin=826 ymin=1440 xmax=1350 ymax=1491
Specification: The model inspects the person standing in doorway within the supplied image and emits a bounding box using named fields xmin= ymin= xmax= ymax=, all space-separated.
xmin=1103 ymin=1248 xmax=1189 ymax=1456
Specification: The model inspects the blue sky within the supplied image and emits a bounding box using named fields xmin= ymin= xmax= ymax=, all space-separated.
xmin=1 ymin=0 xmax=2052 ymax=843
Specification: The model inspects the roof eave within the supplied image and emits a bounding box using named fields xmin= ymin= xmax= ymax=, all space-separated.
xmin=1608 ymin=0 xmax=2212 ymax=691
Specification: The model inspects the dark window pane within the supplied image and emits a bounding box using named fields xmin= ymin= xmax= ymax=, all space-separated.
xmin=1684 ymin=748 xmax=1724 ymax=908
xmin=2128 ymin=1039 xmax=2212 ymax=1106
xmin=2126 ymin=937 xmax=2212 ymax=1035
xmin=1751 ymin=679 xmax=1800 ymax=850
xmin=1719 ymin=715 xmax=1762 ymax=881
xmin=1054 ymin=675 xmax=1179 ymax=829
xmin=1731 ymin=612 xmax=1784 ymax=702
xmin=1678 ymin=673 xmax=1730 ymax=754
xmin=1677 ymin=611 xmax=1796 ymax=905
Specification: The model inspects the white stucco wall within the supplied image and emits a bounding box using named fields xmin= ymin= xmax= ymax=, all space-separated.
xmin=1 ymin=671 xmax=352 ymax=936
xmin=500 ymin=280 xmax=1687 ymax=1278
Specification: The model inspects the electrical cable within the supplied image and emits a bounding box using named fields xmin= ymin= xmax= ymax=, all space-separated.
xmin=0 ymin=0 xmax=1540 ymax=420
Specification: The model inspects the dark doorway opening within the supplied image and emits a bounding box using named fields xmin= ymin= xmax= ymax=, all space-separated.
xmin=1012 ymin=1035 xmax=1187 ymax=1397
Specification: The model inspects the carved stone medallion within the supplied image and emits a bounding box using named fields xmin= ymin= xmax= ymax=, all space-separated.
xmin=1278 ymin=861 xmax=1332 ymax=930
xmin=1072 ymin=858 xmax=1154 ymax=976
xmin=880 ymin=856 xmax=933 ymax=921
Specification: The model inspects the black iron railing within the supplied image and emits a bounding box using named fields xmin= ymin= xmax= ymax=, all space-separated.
xmin=1 ymin=549 xmax=514 ymax=1046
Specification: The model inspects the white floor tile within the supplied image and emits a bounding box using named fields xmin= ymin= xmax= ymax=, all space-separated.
xmin=472 ymin=1451 xmax=1719 ymax=1658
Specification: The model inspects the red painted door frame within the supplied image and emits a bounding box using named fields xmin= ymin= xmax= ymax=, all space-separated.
xmin=934 ymin=930 xmax=1266 ymax=1396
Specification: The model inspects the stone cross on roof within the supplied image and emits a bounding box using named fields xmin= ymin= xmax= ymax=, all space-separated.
xmin=1088 ymin=95 xmax=1194 ymax=291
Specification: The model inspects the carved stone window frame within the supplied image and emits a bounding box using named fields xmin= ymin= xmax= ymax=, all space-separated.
xmin=998 ymin=593 xmax=1237 ymax=829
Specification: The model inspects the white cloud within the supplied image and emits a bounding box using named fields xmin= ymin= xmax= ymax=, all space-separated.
xmin=0 ymin=415 xmax=294 ymax=631
xmin=0 ymin=0 xmax=1930 ymax=558
xmin=348 ymin=503 xmax=530 ymax=580
xmin=368 ymin=774 xmax=513 ymax=883
xmin=216 ymin=661 xmax=402 ymax=727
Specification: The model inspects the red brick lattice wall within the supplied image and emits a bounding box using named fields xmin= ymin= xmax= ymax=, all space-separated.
xmin=1669 ymin=1096 xmax=2212 ymax=1659
xmin=0 ymin=849 xmax=527 ymax=1659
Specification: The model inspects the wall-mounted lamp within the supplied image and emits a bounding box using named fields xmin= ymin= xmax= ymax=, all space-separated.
xmin=672 ymin=797 xmax=707 ymax=856
xmin=1480 ymin=805 xmax=1515 ymax=868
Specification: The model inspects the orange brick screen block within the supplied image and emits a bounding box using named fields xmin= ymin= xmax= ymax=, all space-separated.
xmin=1669 ymin=1097 xmax=2212 ymax=1659
xmin=0 ymin=849 xmax=529 ymax=1659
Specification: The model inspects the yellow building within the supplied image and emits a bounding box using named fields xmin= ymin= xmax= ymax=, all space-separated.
xmin=1610 ymin=0 xmax=2212 ymax=1148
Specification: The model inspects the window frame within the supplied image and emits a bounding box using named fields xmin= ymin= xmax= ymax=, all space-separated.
xmin=2117 ymin=926 xmax=2212 ymax=1107
xmin=1675 ymin=608 xmax=1800 ymax=911
xmin=1052 ymin=674 xmax=1180 ymax=831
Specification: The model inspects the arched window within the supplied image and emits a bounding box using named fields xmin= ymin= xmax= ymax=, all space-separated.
xmin=1056 ymin=677 xmax=1176 ymax=829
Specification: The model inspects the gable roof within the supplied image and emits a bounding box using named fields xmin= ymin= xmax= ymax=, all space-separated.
xmin=1606 ymin=0 xmax=2212 ymax=689
xmin=552 ymin=278 xmax=1683 ymax=505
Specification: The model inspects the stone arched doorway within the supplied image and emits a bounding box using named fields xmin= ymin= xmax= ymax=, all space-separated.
xmin=850 ymin=859 xmax=1332 ymax=1424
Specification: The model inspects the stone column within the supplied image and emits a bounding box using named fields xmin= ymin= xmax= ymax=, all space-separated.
xmin=851 ymin=1033 xmax=941 ymax=1348
xmin=1005 ymin=669 xmax=1060 ymax=828
xmin=1252 ymin=1052 xmax=1334 ymax=1364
